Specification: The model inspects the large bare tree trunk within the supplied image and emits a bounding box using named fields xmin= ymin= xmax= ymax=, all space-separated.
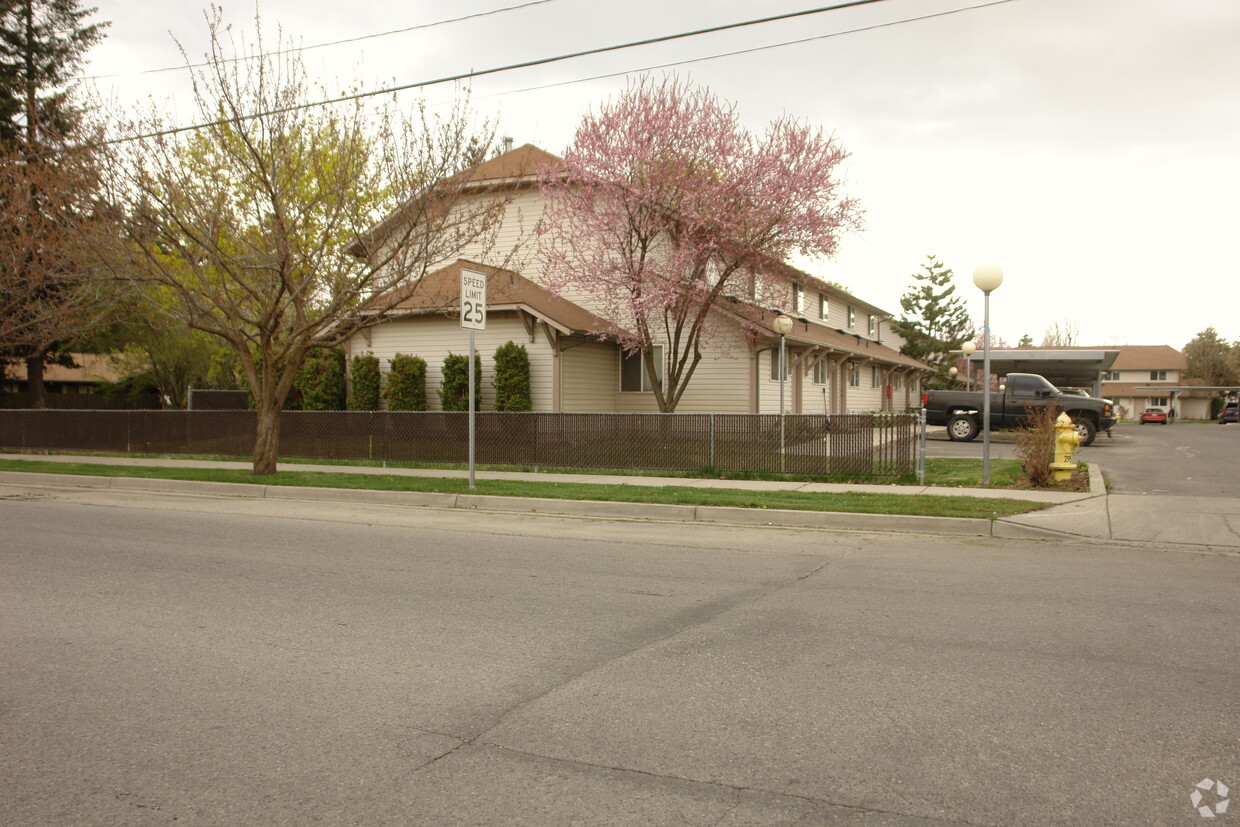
xmin=252 ymin=401 xmax=280 ymax=475
xmin=25 ymin=354 xmax=47 ymax=409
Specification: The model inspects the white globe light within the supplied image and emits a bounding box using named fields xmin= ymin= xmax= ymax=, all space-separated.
xmin=962 ymin=341 xmax=976 ymax=356
xmin=973 ymin=263 xmax=1004 ymax=293
xmin=773 ymin=315 xmax=794 ymax=335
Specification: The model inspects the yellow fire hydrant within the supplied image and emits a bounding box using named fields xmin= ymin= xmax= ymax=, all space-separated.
xmin=1051 ymin=412 xmax=1081 ymax=482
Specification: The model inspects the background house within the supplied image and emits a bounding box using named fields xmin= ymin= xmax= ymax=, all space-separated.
xmin=345 ymin=144 xmax=931 ymax=414
xmin=1 ymin=353 xmax=123 ymax=396
xmin=1099 ymin=345 xmax=1211 ymax=419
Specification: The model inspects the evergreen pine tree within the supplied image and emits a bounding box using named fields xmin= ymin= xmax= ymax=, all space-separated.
xmin=891 ymin=256 xmax=971 ymax=388
xmin=0 ymin=0 xmax=109 ymax=406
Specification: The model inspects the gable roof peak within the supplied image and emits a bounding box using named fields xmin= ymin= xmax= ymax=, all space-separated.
xmin=465 ymin=143 xmax=562 ymax=183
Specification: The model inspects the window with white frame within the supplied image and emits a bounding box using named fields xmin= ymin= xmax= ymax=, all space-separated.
xmin=1151 ymin=397 xmax=1169 ymax=407
xmin=872 ymin=366 xmax=882 ymax=388
xmin=867 ymin=314 xmax=876 ymax=336
xmin=818 ymin=293 xmax=828 ymax=320
xmin=813 ymin=359 xmax=829 ymax=385
xmin=847 ymin=305 xmax=856 ymax=328
xmin=848 ymin=363 xmax=860 ymax=387
xmin=620 ymin=346 xmax=663 ymax=392
xmin=1150 ymin=370 xmax=1167 ymax=381
xmin=769 ymin=348 xmax=788 ymax=381
xmin=793 ymin=283 xmax=806 ymax=314
xmin=1102 ymin=370 xmax=1120 ymax=381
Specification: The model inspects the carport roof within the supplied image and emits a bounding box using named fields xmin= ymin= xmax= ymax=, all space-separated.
xmin=962 ymin=348 xmax=1120 ymax=389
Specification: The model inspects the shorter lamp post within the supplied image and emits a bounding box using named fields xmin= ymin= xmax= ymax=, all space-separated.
xmin=948 ymin=366 xmax=958 ymax=386
xmin=962 ymin=341 xmax=976 ymax=391
xmin=973 ymin=263 xmax=1004 ymax=484
xmin=774 ymin=314 xmax=794 ymax=472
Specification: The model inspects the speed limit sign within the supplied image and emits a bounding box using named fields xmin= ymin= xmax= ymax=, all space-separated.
xmin=460 ymin=269 xmax=487 ymax=331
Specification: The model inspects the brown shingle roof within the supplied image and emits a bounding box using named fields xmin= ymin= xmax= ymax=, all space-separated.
xmin=368 ymin=259 xmax=623 ymax=337
xmin=458 ymin=143 xmax=561 ymax=184
xmin=1107 ymin=345 xmax=1187 ymax=371
xmin=722 ymin=299 xmax=929 ymax=370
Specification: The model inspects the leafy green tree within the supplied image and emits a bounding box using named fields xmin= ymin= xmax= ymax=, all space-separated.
xmin=204 ymin=345 xmax=243 ymax=390
xmin=348 ymin=352 xmax=380 ymax=411
xmin=891 ymin=255 xmax=971 ymax=388
xmin=492 ymin=341 xmax=531 ymax=411
xmin=1183 ymin=327 xmax=1236 ymax=385
xmin=439 ymin=351 xmax=481 ymax=412
xmin=1017 ymin=334 xmax=1034 ymax=348
xmin=294 ymin=348 xmax=345 ymax=410
xmin=97 ymin=9 xmax=508 ymax=473
xmin=0 ymin=0 xmax=109 ymax=406
xmin=383 ymin=353 xmax=427 ymax=411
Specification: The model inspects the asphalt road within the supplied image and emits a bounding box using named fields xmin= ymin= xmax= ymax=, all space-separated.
xmin=928 ymin=421 xmax=1240 ymax=498
xmin=1 ymin=485 xmax=1237 ymax=825
xmin=1082 ymin=422 xmax=1240 ymax=496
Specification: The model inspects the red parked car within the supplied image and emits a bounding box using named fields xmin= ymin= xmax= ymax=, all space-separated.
xmin=1139 ymin=407 xmax=1168 ymax=424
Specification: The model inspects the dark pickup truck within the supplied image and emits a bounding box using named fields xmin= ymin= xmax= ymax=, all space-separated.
xmin=923 ymin=373 xmax=1116 ymax=446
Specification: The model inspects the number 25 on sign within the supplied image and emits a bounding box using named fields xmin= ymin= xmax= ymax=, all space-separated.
xmin=460 ymin=269 xmax=487 ymax=331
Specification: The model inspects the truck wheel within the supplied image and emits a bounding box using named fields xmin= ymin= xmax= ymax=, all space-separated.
xmin=947 ymin=414 xmax=979 ymax=442
xmin=1073 ymin=417 xmax=1097 ymax=447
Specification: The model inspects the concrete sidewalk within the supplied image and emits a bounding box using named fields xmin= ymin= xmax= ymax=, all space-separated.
xmin=3 ymin=453 xmax=1237 ymax=550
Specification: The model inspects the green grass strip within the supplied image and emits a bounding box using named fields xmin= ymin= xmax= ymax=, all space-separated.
xmin=0 ymin=458 xmax=1045 ymax=520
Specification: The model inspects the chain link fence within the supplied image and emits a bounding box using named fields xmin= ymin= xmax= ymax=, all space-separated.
xmin=1 ymin=410 xmax=917 ymax=477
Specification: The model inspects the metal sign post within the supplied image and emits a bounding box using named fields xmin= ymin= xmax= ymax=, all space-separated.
xmin=460 ymin=269 xmax=487 ymax=489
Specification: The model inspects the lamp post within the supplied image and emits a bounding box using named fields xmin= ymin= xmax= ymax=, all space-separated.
xmin=774 ymin=314 xmax=794 ymax=472
xmin=972 ymin=263 xmax=1004 ymax=484
xmin=961 ymin=341 xmax=976 ymax=392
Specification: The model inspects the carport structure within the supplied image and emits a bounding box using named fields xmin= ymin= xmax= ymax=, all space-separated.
xmin=961 ymin=349 xmax=1120 ymax=396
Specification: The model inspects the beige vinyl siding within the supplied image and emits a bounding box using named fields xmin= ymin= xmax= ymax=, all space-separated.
xmin=622 ymin=323 xmax=755 ymax=413
xmin=560 ymin=340 xmax=619 ymax=411
xmin=758 ymin=348 xmax=785 ymax=414
xmin=349 ymin=311 xmax=553 ymax=411
xmin=846 ymin=383 xmax=884 ymax=412
xmin=449 ymin=187 xmax=546 ymax=276
xmin=663 ymin=351 xmax=754 ymax=413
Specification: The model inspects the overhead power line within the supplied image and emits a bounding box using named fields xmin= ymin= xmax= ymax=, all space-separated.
xmin=99 ymin=0 xmax=1020 ymax=148
xmin=103 ymin=0 xmax=898 ymax=146
xmin=489 ymin=0 xmax=1017 ymax=101
xmin=79 ymin=0 xmax=557 ymax=80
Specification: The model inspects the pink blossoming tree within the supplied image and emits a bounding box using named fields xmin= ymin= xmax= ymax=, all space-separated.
xmin=538 ymin=76 xmax=862 ymax=412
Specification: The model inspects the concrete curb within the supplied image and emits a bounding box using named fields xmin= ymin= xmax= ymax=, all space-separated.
xmin=0 ymin=470 xmax=1074 ymax=541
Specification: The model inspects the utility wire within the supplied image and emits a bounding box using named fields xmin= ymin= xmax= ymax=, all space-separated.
xmin=102 ymin=0 xmax=897 ymax=146
xmin=78 ymin=0 xmax=557 ymax=80
xmin=487 ymin=0 xmax=1016 ymax=101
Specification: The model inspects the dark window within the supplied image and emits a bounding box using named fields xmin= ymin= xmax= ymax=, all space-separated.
xmin=620 ymin=346 xmax=663 ymax=392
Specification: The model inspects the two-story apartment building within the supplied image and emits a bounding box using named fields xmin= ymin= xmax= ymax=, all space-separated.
xmin=1099 ymin=345 xmax=1209 ymax=419
xmin=345 ymin=144 xmax=930 ymax=414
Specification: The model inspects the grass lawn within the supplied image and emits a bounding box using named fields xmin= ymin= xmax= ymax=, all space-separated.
xmin=0 ymin=456 xmax=1051 ymax=520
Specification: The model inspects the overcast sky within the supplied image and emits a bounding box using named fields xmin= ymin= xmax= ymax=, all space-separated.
xmin=81 ymin=0 xmax=1240 ymax=351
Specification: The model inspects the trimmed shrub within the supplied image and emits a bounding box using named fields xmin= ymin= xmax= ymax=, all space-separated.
xmin=492 ymin=341 xmax=532 ymax=411
xmin=1014 ymin=402 xmax=1060 ymax=487
xmin=348 ymin=352 xmax=381 ymax=411
xmin=439 ymin=351 xmax=481 ymax=411
xmin=384 ymin=353 xmax=428 ymax=411
xmin=295 ymin=348 xmax=346 ymax=410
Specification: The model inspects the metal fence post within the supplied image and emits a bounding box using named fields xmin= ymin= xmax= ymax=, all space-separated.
xmin=918 ymin=405 xmax=927 ymax=485
xmin=709 ymin=413 xmax=715 ymax=469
